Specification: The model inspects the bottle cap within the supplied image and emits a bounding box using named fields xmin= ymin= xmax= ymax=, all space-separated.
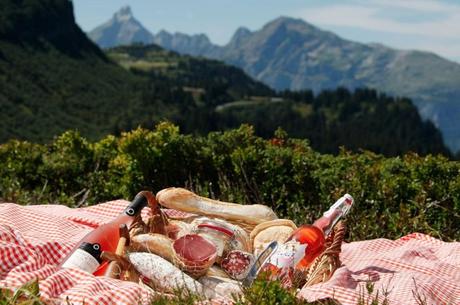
xmin=124 ymin=191 xmax=152 ymax=216
xmin=324 ymin=193 xmax=354 ymax=218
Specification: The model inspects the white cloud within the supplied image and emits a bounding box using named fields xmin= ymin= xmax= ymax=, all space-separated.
xmin=409 ymin=42 xmax=460 ymax=61
xmin=295 ymin=1 xmax=460 ymax=39
xmin=369 ymin=0 xmax=460 ymax=12
xmin=292 ymin=0 xmax=460 ymax=61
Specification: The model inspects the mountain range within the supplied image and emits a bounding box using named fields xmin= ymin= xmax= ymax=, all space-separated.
xmin=0 ymin=0 xmax=450 ymax=157
xmin=88 ymin=6 xmax=460 ymax=153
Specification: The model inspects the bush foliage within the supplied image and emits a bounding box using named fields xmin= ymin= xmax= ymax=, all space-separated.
xmin=0 ymin=122 xmax=458 ymax=241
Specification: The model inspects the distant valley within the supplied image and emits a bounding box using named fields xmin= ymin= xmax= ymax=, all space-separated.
xmin=89 ymin=6 xmax=460 ymax=153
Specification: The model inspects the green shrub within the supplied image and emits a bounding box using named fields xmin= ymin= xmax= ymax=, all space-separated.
xmin=0 ymin=122 xmax=458 ymax=241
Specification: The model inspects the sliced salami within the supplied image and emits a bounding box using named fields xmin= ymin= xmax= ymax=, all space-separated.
xmin=221 ymin=250 xmax=254 ymax=280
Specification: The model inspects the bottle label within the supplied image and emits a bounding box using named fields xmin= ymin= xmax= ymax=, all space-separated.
xmin=266 ymin=240 xmax=307 ymax=268
xmin=61 ymin=249 xmax=100 ymax=274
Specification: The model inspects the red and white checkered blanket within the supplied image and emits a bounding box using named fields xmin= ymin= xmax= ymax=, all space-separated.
xmin=0 ymin=201 xmax=459 ymax=305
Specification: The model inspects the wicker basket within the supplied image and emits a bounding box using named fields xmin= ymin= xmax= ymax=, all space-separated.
xmin=172 ymin=250 xmax=217 ymax=278
xmin=127 ymin=212 xmax=346 ymax=290
xmin=163 ymin=214 xmax=347 ymax=287
xmin=293 ymin=221 xmax=346 ymax=288
xmin=172 ymin=234 xmax=218 ymax=278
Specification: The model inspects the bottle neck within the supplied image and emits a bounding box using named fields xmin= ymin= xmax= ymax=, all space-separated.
xmin=123 ymin=191 xmax=152 ymax=217
xmin=313 ymin=209 xmax=342 ymax=236
xmin=313 ymin=194 xmax=353 ymax=236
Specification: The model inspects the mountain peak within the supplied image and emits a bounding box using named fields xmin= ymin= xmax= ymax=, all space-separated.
xmin=227 ymin=26 xmax=252 ymax=47
xmin=235 ymin=27 xmax=251 ymax=36
xmin=235 ymin=26 xmax=252 ymax=37
xmin=192 ymin=33 xmax=211 ymax=43
xmin=88 ymin=5 xmax=153 ymax=48
xmin=265 ymin=16 xmax=317 ymax=32
xmin=114 ymin=5 xmax=133 ymax=21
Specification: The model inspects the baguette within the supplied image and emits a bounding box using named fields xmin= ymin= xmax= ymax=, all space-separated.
xmin=130 ymin=233 xmax=175 ymax=263
xmin=156 ymin=188 xmax=278 ymax=224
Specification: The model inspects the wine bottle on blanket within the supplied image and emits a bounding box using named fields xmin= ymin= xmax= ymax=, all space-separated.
xmin=59 ymin=191 xmax=155 ymax=275
xmin=262 ymin=194 xmax=354 ymax=282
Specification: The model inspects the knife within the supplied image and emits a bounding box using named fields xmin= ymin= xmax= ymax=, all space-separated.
xmin=241 ymin=240 xmax=278 ymax=287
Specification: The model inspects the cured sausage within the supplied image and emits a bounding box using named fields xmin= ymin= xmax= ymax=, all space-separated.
xmin=221 ymin=250 xmax=254 ymax=280
xmin=156 ymin=188 xmax=278 ymax=225
xmin=128 ymin=252 xmax=214 ymax=298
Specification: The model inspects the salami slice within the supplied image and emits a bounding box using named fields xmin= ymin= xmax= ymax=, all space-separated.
xmin=221 ymin=250 xmax=254 ymax=280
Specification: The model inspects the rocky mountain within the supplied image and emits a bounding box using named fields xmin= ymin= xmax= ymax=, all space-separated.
xmin=212 ymin=17 xmax=460 ymax=153
xmin=152 ymin=30 xmax=219 ymax=57
xmin=88 ymin=6 xmax=219 ymax=57
xmin=89 ymin=14 xmax=460 ymax=153
xmin=88 ymin=6 xmax=154 ymax=48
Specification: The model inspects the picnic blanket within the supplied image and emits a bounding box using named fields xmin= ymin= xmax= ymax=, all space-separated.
xmin=0 ymin=201 xmax=459 ymax=305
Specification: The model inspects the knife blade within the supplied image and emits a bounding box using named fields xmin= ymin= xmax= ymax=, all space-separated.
xmin=241 ymin=240 xmax=278 ymax=287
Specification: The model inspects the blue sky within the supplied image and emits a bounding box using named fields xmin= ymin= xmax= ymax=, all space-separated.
xmin=73 ymin=0 xmax=460 ymax=62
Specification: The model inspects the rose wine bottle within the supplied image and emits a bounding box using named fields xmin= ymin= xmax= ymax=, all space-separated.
xmin=262 ymin=194 xmax=354 ymax=281
xmin=60 ymin=191 xmax=156 ymax=275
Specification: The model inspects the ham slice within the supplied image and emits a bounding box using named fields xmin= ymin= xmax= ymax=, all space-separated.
xmin=173 ymin=234 xmax=217 ymax=262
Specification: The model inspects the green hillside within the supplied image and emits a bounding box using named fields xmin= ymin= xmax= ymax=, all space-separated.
xmin=106 ymin=44 xmax=273 ymax=106
xmin=0 ymin=0 xmax=272 ymax=143
xmin=0 ymin=0 xmax=172 ymax=142
xmin=0 ymin=39 xmax=144 ymax=141
xmin=106 ymin=45 xmax=449 ymax=156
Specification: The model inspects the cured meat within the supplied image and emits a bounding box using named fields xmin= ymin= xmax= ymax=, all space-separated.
xmin=173 ymin=234 xmax=217 ymax=277
xmin=128 ymin=252 xmax=214 ymax=298
xmin=156 ymin=188 xmax=278 ymax=225
xmin=165 ymin=220 xmax=193 ymax=240
xmin=221 ymin=250 xmax=254 ymax=280
xmin=227 ymin=222 xmax=252 ymax=253
xmin=173 ymin=234 xmax=216 ymax=261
